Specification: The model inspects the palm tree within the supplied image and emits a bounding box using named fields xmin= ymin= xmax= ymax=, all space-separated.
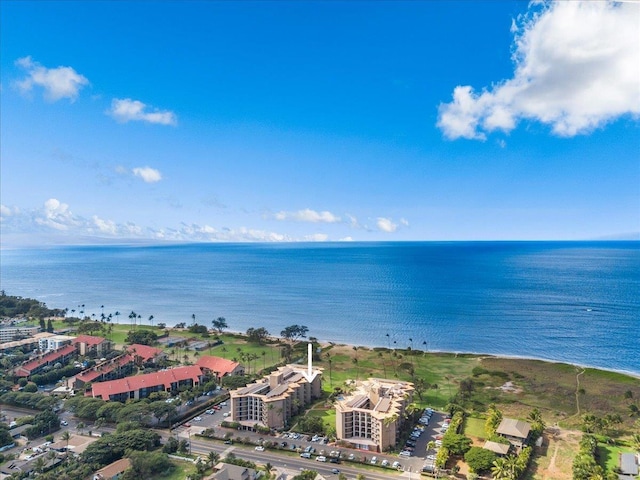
xmin=148 ymin=315 xmax=154 ymax=327
xmin=352 ymin=356 xmax=359 ymax=381
xmin=261 ymin=351 xmax=267 ymax=371
xmin=491 ymin=457 xmax=512 ymax=480
xmin=192 ymin=313 xmax=196 ymax=326
xmin=207 ymin=451 xmax=220 ymax=467
xmin=325 ymin=352 xmax=333 ymax=388
xmin=61 ymin=430 xmax=71 ymax=460
xmin=114 ymin=311 xmax=120 ymax=324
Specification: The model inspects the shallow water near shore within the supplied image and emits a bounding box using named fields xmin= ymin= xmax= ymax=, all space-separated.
xmin=1 ymin=241 xmax=638 ymax=375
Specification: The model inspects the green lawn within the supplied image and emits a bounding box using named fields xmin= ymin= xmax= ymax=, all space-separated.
xmin=596 ymin=444 xmax=626 ymax=473
xmin=306 ymin=407 xmax=336 ymax=431
xmin=463 ymin=416 xmax=487 ymax=440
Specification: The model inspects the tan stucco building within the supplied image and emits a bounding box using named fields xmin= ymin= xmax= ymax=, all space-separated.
xmin=335 ymin=378 xmax=414 ymax=452
xmin=230 ymin=364 xmax=322 ymax=430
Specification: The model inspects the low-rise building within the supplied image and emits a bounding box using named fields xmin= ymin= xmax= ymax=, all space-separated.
xmin=38 ymin=334 xmax=75 ymax=352
xmin=196 ymin=355 xmax=244 ymax=381
xmin=335 ymin=378 xmax=414 ymax=452
xmin=69 ymin=354 xmax=136 ymax=389
xmin=14 ymin=344 xmax=77 ymax=377
xmin=210 ymin=462 xmax=259 ymax=480
xmin=0 ymin=332 xmax=54 ymax=353
xmin=127 ymin=344 xmax=167 ymax=364
xmin=92 ymin=458 xmax=131 ymax=480
xmin=619 ymin=452 xmax=639 ymax=480
xmin=496 ymin=418 xmax=532 ymax=448
xmin=0 ymin=325 xmax=40 ymax=343
xmin=483 ymin=440 xmax=511 ymax=456
xmin=73 ymin=335 xmax=113 ymax=357
xmin=230 ymin=364 xmax=322 ymax=430
xmin=90 ymin=365 xmax=204 ymax=401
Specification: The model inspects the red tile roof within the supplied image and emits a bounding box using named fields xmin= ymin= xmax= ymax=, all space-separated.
xmin=75 ymin=354 xmax=134 ymax=383
xmin=15 ymin=344 xmax=77 ymax=376
xmin=91 ymin=366 xmax=203 ymax=400
xmin=73 ymin=335 xmax=108 ymax=346
xmin=196 ymin=355 xmax=241 ymax=377
xmin=127 ymin=344 xmax=165 ymax=362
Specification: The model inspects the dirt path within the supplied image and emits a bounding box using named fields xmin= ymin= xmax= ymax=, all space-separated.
xmin=543 ymin=443 xmax=560 ymax=480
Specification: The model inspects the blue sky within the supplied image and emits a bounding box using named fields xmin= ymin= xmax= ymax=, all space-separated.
xmin=1 ymin=1 xmax=639 ymax=244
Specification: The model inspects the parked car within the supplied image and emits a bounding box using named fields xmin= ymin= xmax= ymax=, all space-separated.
xmin=370 ymin=456 xmax=377 ymax=464
xmin=300 ymin=452 xmax=311 ymax=459
xmin=381 ymin=459 xmax=390 ymax=467
xmin=331 ymin=469 xmax=340 ymax=474
xmin=316 ymin=456 xmax=327 ymax=462
xmin=255 ymin=446 xmax=264 ymax=451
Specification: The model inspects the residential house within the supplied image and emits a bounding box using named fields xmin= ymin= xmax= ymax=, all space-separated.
xmin=209 ymin=462 xmax=259 ymax=480
xmin=483 ymin=440 xmax=511 ymax=456
xmin=92 ymin=458 xmax=131 ymax=480
xmin=619 ymin=452 xmax=639 ymax=480
xmin=230 ymin=364 xmax=322 ymax=430
xmin=496 ymin=418 xmax=532 ymax=448
xmin=335 ymin=377 xmax=414 ymax=452
xmin=90 ymin=365 xmax=203 ymax=401
xmin=196 ymin=355 xmax=244 ymax=381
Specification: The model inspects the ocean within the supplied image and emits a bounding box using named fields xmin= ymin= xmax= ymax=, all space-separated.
xmin=0 ymin=241 xmax=638 ymax=375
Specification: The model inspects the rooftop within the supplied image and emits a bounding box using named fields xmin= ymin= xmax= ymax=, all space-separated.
xmin=91 ymin=365 xmax=203 ymax=400
xmin=496 ymin=418 xmax=532 ymax=439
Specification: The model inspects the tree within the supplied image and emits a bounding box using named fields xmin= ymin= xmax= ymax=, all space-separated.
xmin=246 ymin=327 xmax=270 ymax=344
xmin=208 ymin=451 xmax=220 ymax=467
xmin=442 ymin=433 xmax=471 ymax=455
xmin=465 ymin=446 xmax=497 ymax=473
xmin=281 ymin=324 xmax=309 ymax=343
xmin=61 ymin=431 xmax=71 ymax=460
xmin=485 ymin=404 xmax=503 ymax=436
xmin=212 ymin=317 xmax=228 ymax=333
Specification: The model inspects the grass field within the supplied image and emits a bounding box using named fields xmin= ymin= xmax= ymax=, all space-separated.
xmin=463 ymin=416 xmax=487 ymax=440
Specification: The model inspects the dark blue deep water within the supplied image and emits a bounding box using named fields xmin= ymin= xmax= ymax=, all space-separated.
xmin=1 ymin=241 xmax=638 ymax=375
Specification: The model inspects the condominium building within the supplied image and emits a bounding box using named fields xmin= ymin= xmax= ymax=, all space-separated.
xmin=0 ymin=325 xmax=40 ymax=343
xmin=90 ymin=365 xmax=203 ymax=401
xmin=38 ymin=334 xmax=75 ymax=352
xmin=335 ymin=378 xmax=414 ymax=452
xmin=230 ymin=365 xmax=322 ymax=430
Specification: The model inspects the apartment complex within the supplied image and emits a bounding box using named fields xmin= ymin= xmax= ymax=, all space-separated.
xmin=335 ymin=378 xmax=414 ymax=452
xmin=0 ymin=325 xmax=40 ymax=343
xmin=73 ymin=335 xmax=113 ymax=357
xmin=90 ymin=365 xmax=203 ymax=401
xmin=14 ymin=344 xmax=77 ymax=377
xmin=38 ymin=334 xmax=75 ymax=352
xmin=230 ymin=365 xmax=322 ymax=430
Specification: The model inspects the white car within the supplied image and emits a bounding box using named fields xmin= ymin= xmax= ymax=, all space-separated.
xmin=381 ymin=459 xmax=390 ymax=467
xmin=193 ymin=416 xmax=202 ymax=421
xmin=399 ymin=450 xmax=412 ymax=457
xmin=316 ymin=456 xmax=327 ymax=462
xmin=255 ymin=446 xmax=265 ymax=451
xmin=370 ymin=456 xmax=377 ymax=464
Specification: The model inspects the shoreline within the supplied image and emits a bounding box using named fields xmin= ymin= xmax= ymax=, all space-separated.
xmin=174 ymin=327 xmax=640 ymax=380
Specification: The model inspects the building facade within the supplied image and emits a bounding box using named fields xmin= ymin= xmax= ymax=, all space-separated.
xmin=335 ymin=378 xmax=414 ymax=452
xmin=0 ymin=326 xmax=40 ymax=343
xmin=230 ymin=365 xmax=322 ymax=430
xmin=90 ymin=365 xmax=203 ymax=401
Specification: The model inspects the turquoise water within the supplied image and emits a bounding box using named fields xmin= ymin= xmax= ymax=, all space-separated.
xmin=1 ymin=241 xmax=638 ymax=374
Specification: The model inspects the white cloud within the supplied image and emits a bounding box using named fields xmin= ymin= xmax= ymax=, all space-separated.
xmin=35 ymin=198 xmax=80 ymax=231
xmin=92 ymin=215 xmax=118 ymax=235
xmin=438 ymin=1 xmax=640 ymax=139
xmin=0 ymin=204 xmax=19 ymax=218
xmin=274 ymin=208 xmax=341 ymax=223
xmin=304 ymin=233 xmax=329 ymax=242
xmin=376 ymin=217 xmax=398 ymax=233
xmin=108 ymin=98 xmax=177 ymax=126
xmin=15 ymin=56 xmax=89 ymax=102
xmin=132 ymin=166 xmax=162 ymax=183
